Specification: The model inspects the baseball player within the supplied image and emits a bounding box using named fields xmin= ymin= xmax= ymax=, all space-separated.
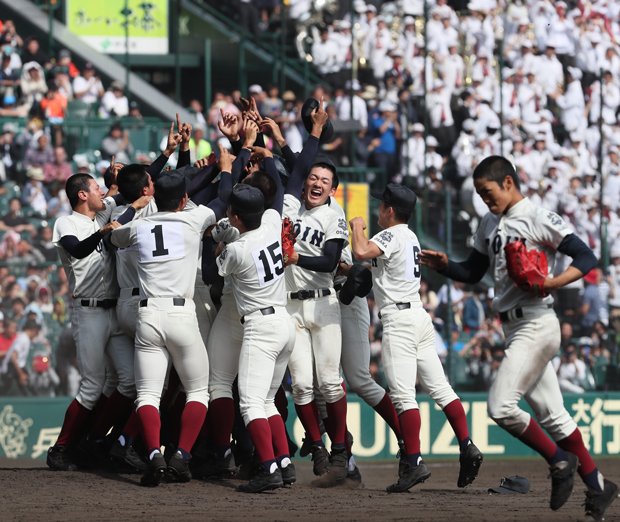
xmin=47 ymin=173 xmax=146 ymax=470
xmin=348 ymin=183 xmax=430 ymax=492
xmin=420 ymin=155 xmax=618 ymax=519
xmin=283 ymin=134 xmax=351 ymax=485
xmin=216 ymin=158 xmax=296 ymax=493
xmin=111 ymin=169 xmax=227 ymax=486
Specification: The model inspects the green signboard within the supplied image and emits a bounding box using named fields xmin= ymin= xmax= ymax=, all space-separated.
xmin=66 ymin=0 xmax=169 ymax=55
xmin=0 ymin=393 xmax=618 ymax=461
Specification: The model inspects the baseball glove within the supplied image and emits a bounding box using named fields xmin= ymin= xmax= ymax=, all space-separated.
xmin=504 ymin=241 xmax=548 ymax=296
xmin=282 ymin=217 xmax=296 ymax=263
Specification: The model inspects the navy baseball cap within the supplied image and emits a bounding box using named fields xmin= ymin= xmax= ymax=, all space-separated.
xmin=230 ymin=184 xmax=264 ymax=217
xmin=372 ymin=183 xmax=417 ymax=212
xmin=155 ymin=171 xmax=188 ymax=201
xmin=488 ymin=476 xmax=530 ymax=494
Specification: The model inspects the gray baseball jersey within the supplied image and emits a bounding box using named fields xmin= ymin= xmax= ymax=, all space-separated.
xmin=472 ymin=197 xmax=572 ymax=312
xmin=283 ymin=194 xmax=349 ymax=290
xmin=369 ymin=224 xmax=422 ymax=309
xmin=52 ymin=197 xmax=117 ymax=298
xmin=111 ymin=205 xmax=216 ymax=298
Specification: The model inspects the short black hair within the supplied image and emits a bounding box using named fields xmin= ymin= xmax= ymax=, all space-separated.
xmin=393 ymin=208 xmax=412 ymax=223
xmin=472 ymin=155 xmax=520 ymax=190
xmin=23 ymin=319 xmax=40 ymax=331
xmin=155 ymin=192 xmax=183 ymax=212
xmin=117 ymin=164 xmax=149 ymax=202
xmin=65 ymin=173 xmax=94 ymax=208
xmin=243 ymin=171 xmax=276 ymax=208
xmin=310 ymin=161 xmax=339 ymax=189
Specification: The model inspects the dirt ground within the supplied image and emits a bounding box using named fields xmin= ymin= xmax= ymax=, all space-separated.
xmin=1 ymin=457 xmax=619 ymax=521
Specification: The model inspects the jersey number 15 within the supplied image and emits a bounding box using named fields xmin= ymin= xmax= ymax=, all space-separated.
xmin=254 ymin=241 xmax=284 ymax=287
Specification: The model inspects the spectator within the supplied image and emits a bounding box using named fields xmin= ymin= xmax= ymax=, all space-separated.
xmin=43 ymin=146 xmax=72 ymax=185
xmin=72 ymin=62 xmax=104 ymax=106
xmin=56 ymin=49 xmax=79 ymax=79
xmin=368 ymin=100 xmax=400 ymax=179
xmin=0 ymin=20 xmax=23 ymax=49
xmin=99 ymin=80 xmax=129 ymax=118
xmin=188 ymin=125 xmax=212 ymax=163
xmin=0 ymin=319 xmax=41 ymax=395
xmin=21 ymin=37 xmax=48 ymax=67
xmin=100 ymin=122 xmax=133 ymax=164
xmin=0 ymin=198 xmax=35 ymax=234
xmin=0 ymin=122 xmax=18 ymax=182
xmin=581 ymin=268 xmax=603 ymax=336
xmin=20 ymin=61 xmax=47 ymax=110
xmin=0 ymin=48 xmax=20 ymax=105
xmin=39 ymin=83 xmax=68 ymax=146
xmin=21 ymin=166 xmax=50 ymax=216
xmin=24 ymin=132 xmax=54 ymax=169
xmin=127 ymin=101 xmax=143 ymax=120
xmin=554 ymin=343 xmax=590 ymax=393
xmin=260 ymin=85 xmax=283 ymax=118
xmin=33 ymin=225 xmax=56 ymax=262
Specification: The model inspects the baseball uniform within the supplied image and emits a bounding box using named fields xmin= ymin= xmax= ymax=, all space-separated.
xmin=112 ymin=198 xmax=216 ymax=485
xmin=53 ymin=198 xmax=134 ymax=410
xmin=217 ymin=186 xmax=296 ymax=492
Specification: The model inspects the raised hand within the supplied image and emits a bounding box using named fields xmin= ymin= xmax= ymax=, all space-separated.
xmin=218 ymin=109 xmax=241 ymax=141
xmin=218 ymin=142 xmax=233 ymax=173
xmin=165 ymin=120 xmax=183 ymax=156
xmin=260 ymin=117 xmax=286 ymax=147
xmin=242 ymin=119 xmax=260 ymax=149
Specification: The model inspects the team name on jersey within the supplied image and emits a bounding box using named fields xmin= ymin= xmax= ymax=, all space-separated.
xmin=293 ymin=222 xmax=326 ymax=247
xmin=486 ymin=234 xmax=527 ymax=255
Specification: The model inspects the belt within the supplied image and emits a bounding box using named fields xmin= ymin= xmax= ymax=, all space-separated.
xmin=240 ymin=306 xmax=276 ymax=324
xmin=79 ymin=298 xmax=117 ymax=309
xmin=119 ymin=287 xmax=140 ymax=298
xmin=499 ymin=304 xmax=553 ymax=323
xmin=378 ymin=302 xmax=410 ymax=319
xmin=288 ymin=287 xmax=335 ymax=300
xmin=139 ymin=297 xmax=186 ymax=308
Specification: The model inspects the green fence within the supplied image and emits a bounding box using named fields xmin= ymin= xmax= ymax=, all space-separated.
xmin=1 ymin=393 xmax=619 ymax=461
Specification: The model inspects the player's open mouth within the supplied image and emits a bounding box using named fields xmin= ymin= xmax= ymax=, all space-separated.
xmin=310 ymin=188 xmax=322 ymax=197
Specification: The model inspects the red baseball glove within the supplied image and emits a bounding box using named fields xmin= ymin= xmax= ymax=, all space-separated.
xmin=281 ymin=217 xmax=296 ymax=263
xmin=504 ymin=241 xmax=549 ymax=296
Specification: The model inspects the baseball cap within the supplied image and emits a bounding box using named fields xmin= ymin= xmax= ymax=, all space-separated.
xmin=155 ymin=171 xmax=189 ymax=202
xmin=372 ymin=183 xmax=417 ymax=213
xmin=229 ymin=183 xmax=264 ymax=218
xmin=84 ymin=61 xmax=95 ymax=70
xmin=488 ymin=476 xmax=530 ymax=494
xmin=248 ymin=84 xmax=263 ymax=95
xmin=2 ymin=122 xmax=16 ymax=134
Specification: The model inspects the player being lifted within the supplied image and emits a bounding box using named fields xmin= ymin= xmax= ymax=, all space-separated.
xmin=421 ymin=156 xmax=618 ymax=520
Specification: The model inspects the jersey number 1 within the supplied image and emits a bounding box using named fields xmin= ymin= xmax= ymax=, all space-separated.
xmin=151 ymin=225 xmax=169 ymax=257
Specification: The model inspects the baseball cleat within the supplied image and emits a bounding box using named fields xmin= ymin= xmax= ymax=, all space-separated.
xmin=396 ymin=440 xmax=407 ymax=479
xmin=237 ymin=466 xmax=283 ymax=493
xmin=299 ymin=436 xmax=313 ymax=458
xmin=109 ymin=440 xmax=148 ymax=473
xmin=166 ymin=452 xmax=192 ymax=483
xmin=347 ymin=465 xmax=363 ymax=484
xmin=191 ymin=449 xmax=237 ymax=480
xmin=549 ymin=452 xmax=578 ymax=510
xmin=310 ymin=445 xmax=330 ymax=476
xmin=386 ymin=460 xmax=431 ymax=493
xmin=280 ymin=461 xmax=296 ymax=486
xmin=46 ymin=446 xmax=78 ymax=471
xmin=311 ymin=448 xmax=348 ymax=488
xmin=140 ymin=452 xmax=167 ymax=487
xmin=457 ymin=442 xmax=484 ymax=487
xmin=584 ymin=479 xmax=619 ymax=521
